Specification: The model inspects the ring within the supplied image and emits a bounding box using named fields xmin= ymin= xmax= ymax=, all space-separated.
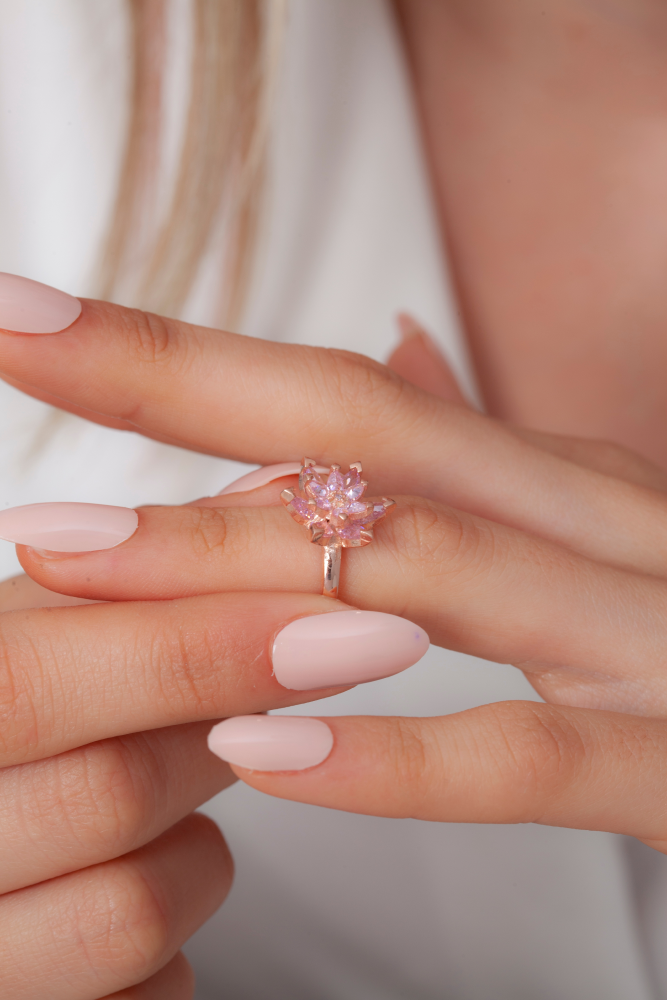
xmin=281 ymin=458 xmax=396 ymax=598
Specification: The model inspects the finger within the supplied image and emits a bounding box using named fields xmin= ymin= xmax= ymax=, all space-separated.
xmin=212 ymin=705 xmax=667 ymax=853
xmin=0 ymin=813 xmax=231 ymax=1000
xmin=1 ymin=298 xmax=667 ymax=575
xmin=385 ymin=314 xmax=667 ymax=493
xmin=511 ymin=427 xmax=667 ymax=492
xmin=20 ymin=500 xmax=667 ymax=716
xmin=0 ymin=572 xmax=98 ymax=611
xmin=0 ymin=591 xmax=359 ymax=766
xmin=0 ymin=722 xmax=233 ymax=895
xmin=0 ymin=368 xmax=206 ymax=452
xmin=386 ymin=313 xmax=469 ymax=404
xmin=102 ymin=951 xmax=194 ymax=1000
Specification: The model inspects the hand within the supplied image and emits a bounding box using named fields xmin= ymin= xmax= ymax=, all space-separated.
xmin=0 ymin=574 xmax=379 ymax=997
xmin=5 ymin=297 xmax=667 ymax=710
xmin=2 ymin=293 xmax=667 ymax=999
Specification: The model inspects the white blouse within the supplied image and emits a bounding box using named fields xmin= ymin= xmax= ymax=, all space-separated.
xmin=0 ymin=1 xmax=663 ymax=997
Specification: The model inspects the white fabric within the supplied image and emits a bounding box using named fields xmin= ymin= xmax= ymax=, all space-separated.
xmin=0 ymin=1 xmax=660 ymax=997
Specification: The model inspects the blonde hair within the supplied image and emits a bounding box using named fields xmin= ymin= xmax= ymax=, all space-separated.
xmin=99 ymin=0 xmax=284 ymax=329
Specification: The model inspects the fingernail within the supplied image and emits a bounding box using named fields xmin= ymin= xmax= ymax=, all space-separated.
xmin=0 ymin=503 xmax=139 ymax=552
xmin=0 ymin=272 xmax=82 ymax=334
xmin=208 ymin=715 xmax=334 ymax=771
xmin=216 ymin=462 xmax=329 ymax=496
xmin=272 ymin=609 xmax=430 ymax=691
xmin=396 ymin=311 xmax=425 ymax=342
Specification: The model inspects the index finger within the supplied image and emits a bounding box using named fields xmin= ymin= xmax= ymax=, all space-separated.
xmin=0 ymin=591 xmax=355 ymax=767
xmin=1 ymin=289 xmax=667 ymax=575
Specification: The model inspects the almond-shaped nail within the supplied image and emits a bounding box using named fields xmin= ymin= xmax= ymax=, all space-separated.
xmin=216 ymin=463 xmax=329 ymax=496
xmin=0 ymin=272 xmax=82 ymax=334
xmin=208 ymin=715 xmax=334 ymax=771
xmin=272 ymin=609 xmax=430 ymax=690
xmin=0 ymin=503 xmax=139 ymax=552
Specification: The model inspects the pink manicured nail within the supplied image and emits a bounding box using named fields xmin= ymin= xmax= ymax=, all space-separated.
xmin=272 ymin=610 xmax=430 ymax=690
xmin=208 ymin=715 xmax=334 ymax=771
xmin=0 ymin=503 xmax=139 ymax=552
xmin=0 ymin=273 xmax=82 ymax=334
xmin=216 ymin=463 xmax=329 ymax=496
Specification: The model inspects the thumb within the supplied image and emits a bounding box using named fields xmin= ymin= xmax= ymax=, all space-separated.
xmin=387 ymin=313 xmax=469 ymax=405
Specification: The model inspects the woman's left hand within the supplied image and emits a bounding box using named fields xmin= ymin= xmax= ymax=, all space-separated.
xmin=4 ymin=298 xmax=667 ymax=853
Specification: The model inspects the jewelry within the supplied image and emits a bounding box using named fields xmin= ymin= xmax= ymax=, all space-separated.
xmin=281 ymin=458 xmax=396 ymax=598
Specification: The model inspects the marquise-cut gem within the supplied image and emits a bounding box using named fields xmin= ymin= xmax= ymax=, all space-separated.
xmin=285 ymin=463 xmax=391 ymax=545
xmin=306 ymin=479 xmax=327 ymax=499
xmin=363 ymin=502 xmax=387 ymax=522
xmin=287 ymin=497 xmax=321 ymax=526
xmin=345 ymin=484 xmax=365 ymax=501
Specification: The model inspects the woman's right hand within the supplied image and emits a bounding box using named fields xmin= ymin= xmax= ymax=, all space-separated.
xmin=0 ymin=583 xmax=367 ymax=999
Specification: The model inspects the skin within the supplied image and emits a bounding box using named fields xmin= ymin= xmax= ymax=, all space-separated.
xmin=395 ymin=0 xmax=667 ymax=462
xmin=2 ymin=2 xmax=667 ymax=995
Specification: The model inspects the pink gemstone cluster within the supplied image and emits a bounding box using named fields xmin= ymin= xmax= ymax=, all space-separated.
xmin=281 ymin=460 xmax=395 ymax=547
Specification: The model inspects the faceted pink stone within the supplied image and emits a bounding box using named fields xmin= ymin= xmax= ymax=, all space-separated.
xmin=304 ymin=467 xmax=369 ymax=514
xmin=339 ymin=522 xmax=363 ymax=542
xmin=286 ymin=496 xmax=321 ymax=526
xmin=284 ymin=464 xmax=391 ymax=546
xmin=364 ymin=502 xmax=388 ymax=522
xmin=305 ymin=479 xmax=328 ymax=504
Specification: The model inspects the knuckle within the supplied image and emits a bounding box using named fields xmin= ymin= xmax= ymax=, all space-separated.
xmin=147 ymin=617 xmax=219 ymax=718
xmin=489 ymin=702 xmax=589 ymax=806
xmin=56 ymin=741 xmax=154 ymax=858
xmin=318 ymin=349 xmax=406 ymax=433
xmin=51 ymin=816 xmax=231 ymax=985
xmin=183 ymin=505 xmax=263 ymax=572
xmin=385 ymin=717 xmax=430 ymax=786
xmin=0 ymin=618 xmax=49 ymax=760
xmin=8 ymin=737 xmax=161 ymax=874
xmin=121 ymin=307 xmax=201 ymax=381
xmin=379 ymin=718 xmax=449 ymax=814
xmin=65 ymin=863 xmax=171 ymax=981
xmin=185 ymin=506 xmax=229 ymax=560
xmin=388 ymin=501 xmax=500 ymax=584
xmin=123 ymin=308 xmax=175 ymax=365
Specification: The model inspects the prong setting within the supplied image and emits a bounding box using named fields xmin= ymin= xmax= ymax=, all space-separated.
xmin=282 ymin=460 xmax=396 ymax=548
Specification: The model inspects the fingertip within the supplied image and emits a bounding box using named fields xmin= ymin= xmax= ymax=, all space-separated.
xmin=0 ymin=272 xmax=82 ymax=335
xmin=271 ymin=609 xmax=430 ymax=690
xmin=208 ymin=715 xmax=335 ymax=772
xmin=388 ymin=312 xmax=468 ymax=405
